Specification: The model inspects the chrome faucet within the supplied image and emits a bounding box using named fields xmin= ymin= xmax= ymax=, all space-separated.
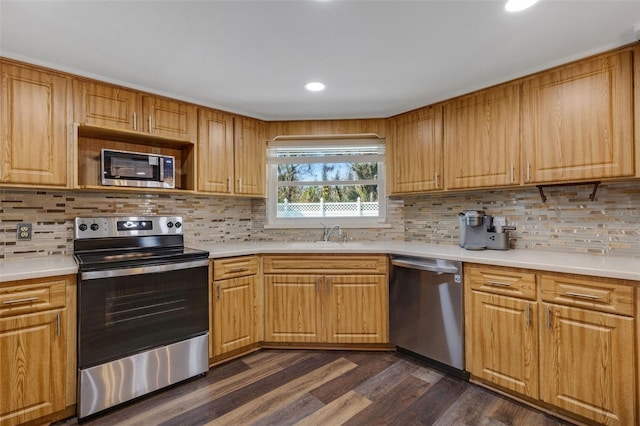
xmin=321 ymin=223 xmax=348 ymax=242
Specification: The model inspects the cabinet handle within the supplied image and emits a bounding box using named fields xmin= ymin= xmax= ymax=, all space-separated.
xmin=56 ymin=312 xmax=61 ymax=337
xmin=217 ymin=283 xmax=221 ymax=300
xmin=435 ymin=172 xmax=439 ymax=188
xmin=317 ymin=278 xmax=322 ymax=293
xmin=148 ymin=116 xmax=152 ymax=133
xmin=545 ymin=306 xmax=552 ymax=330
xmin=2 ymin=296 xmax=38 ymax=305
xmin=229 ymin=267 xmax=249 ymax=273
xmin=133 ymin=112 xmax=137 ymax=130
xmin=525 ymin=304 xmax=531 ymax=327
xmin=510 ymin=164 xmax=514 ymax=183
xmin=526 ymin=161 xmax=531 ymax=182
xmin=227 ymin=177 xmax=231 ymax=192
xmin=565 ymin=291 xmax=599 ymax=300
xmin=485 ymin=280 xmax=511 ymax=287
xmin=238 ymin=178 xmax=242 ymax=192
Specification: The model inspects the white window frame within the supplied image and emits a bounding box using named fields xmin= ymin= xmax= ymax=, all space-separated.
xmin=266 ymin=138 xmax=387 ymax=229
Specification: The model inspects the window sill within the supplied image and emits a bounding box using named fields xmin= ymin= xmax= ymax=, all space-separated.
xmin=263 ymin=221 xmax=392 ymax=230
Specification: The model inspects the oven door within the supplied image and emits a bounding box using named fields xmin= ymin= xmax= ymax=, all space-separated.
xmin=78 ymin=260 xmax=209 ymax=369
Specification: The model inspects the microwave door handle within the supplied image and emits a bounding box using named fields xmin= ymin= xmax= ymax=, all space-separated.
xmin=159 ymin=157 xmax=164 ymax=181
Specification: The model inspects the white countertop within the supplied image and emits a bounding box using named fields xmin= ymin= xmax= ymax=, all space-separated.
xmin=0 ymin=255 xmax=79 ymax=283
xmin=2 ymin=242 xmax=639 ymax=282
xmin=199 ymin=241 xmax=640 ymax=282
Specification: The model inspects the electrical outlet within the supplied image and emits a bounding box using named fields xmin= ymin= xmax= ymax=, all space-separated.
xmin=17 ymin=223 xmax=32 ymax=241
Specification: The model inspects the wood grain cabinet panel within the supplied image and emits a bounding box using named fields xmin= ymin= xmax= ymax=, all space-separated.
xmin=197 ymin=108 xmax=234 ymax=194
xmin=264 ymin=274 xmax=324 ymax=343
xmin=540 ymin=303 xmax=635 ymax=426
xmin=142 ymin=95 xmax=197 ymax=141
xmin=0 ymin=275 xmax=75 ymax=426
xmin=0 ymin=310 xmax=66 ymax=426
xmin=212 ymin=275 xmax=258 ymax=356
xmin=521 ymin=48 xmax=635 ymax=183
xmin=234 ymin=116 xmax=266 ymax=196
xmin=467 ymin=291 xmax=539 ymax=398
xmin=73 ymin=80 xmax=139 ymax=131
xmin=0 ymin=62 xmax=69 ymax=187
xmin=324 ymin=275 xmax=388 ymax=344
xmin=390 ymin=106 xmax=443 ymax=193
xmin=263 ymin=255 xmax=388 ymax=345
xmin=444 ymin=82 xmax=520 ymax=189
xmin=211 ymin=256 xmax=260 ymax=359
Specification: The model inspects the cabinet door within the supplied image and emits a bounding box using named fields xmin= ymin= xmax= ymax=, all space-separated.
xmin=0 ymin=63 xmax=69 ymax=186
xmin=445 ymin=83 xmax=519 ymax=189
xmin=264 ymin=275 xmax=323 ymax=342
xmin=325 ymin=275 xmax=388 ymax=344
xmin=540 ymin=304 xmax=635 ymax=425
xmin=0 ymin=310 xmax=66 ymax=426
xmin=521 ymin=49 xmax=634 ymax=183
xmin=197 ymin=109 xmax=234 ymax=193
xmin=142 ymin=95 xmax=197 ymax=141
xmin=234 ymin=116 xmax=266 ymax=196
xmin=212 ymin=276 xmax=257 ymax=356
xmin=73 ymin=80 xmax=139 ymax=131
xmin=390 ymin=106 xmax=443 ymax=193
xmin=467 ymin=291 xmax=539 ymax=399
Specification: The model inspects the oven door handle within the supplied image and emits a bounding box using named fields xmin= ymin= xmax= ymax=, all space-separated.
xmin=80 ymin=259 xmax=210 ymax=280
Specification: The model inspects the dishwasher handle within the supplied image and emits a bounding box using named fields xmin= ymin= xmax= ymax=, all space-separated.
xmin=391 ymin=257 xmax=460 ymax=274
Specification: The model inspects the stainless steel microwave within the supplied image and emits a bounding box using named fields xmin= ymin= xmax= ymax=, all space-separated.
xmin=101 ymin=149 xmax=175 ymax=189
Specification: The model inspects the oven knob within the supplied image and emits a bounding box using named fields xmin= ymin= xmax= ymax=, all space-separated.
xmin=167 ymin=222 xmax=174 ymax=228
xmin=175 ymin=221 xmax=182 ymax=229
xmin=79 ymin=223 xmax=88 ymax=231
xmin=90 ymin=223 xmax=99 ymax=231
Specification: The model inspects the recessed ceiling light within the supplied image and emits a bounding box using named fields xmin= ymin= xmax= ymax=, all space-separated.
xmin=305 ymin=81 xmax=326 ymax=92
xmin=505 ymin=0 xmax=538 ymax=12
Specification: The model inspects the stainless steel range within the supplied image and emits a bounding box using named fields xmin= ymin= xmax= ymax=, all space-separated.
xmin=73 ymin=216 xmax=209 ymax=418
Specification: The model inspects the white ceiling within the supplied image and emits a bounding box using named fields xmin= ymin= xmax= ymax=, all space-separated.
xmin=1 ymin=1 xmax=639 ymax=120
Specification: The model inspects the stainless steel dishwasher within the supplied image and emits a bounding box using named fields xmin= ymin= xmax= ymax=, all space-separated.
xmin=389 ymin=256 xmax=466 ymax=376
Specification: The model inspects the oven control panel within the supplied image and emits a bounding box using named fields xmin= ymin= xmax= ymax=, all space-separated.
xmin=74 ymin=216 xmax=183 ymax=239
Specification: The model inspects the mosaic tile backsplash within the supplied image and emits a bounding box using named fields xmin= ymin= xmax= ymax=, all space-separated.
xmin=1 ymin=180 xmax=639 ymax=260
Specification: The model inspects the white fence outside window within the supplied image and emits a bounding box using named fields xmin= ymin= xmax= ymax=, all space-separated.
xmin=277 ymin=198 xmax=379 ymax=217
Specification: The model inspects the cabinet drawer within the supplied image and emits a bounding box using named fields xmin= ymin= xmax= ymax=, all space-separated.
xmin=0 ymin=276 xmax=68 ymax=317
xmin=540 ymin=273 xmax=635 ymax=316
xmin=466 ymin=264 xmax=536 ymax=300
xmin=263 ymin=255 xmax=387 ymax=274
xmin=213 ymin=256 xmax=258 ymax=280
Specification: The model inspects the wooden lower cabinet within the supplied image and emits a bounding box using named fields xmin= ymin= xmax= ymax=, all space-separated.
xmin=264 ymin=274 xmax=323 ymax=343
xmin=467 ymin=290 xmax=539 ymax=399
xmin=212 ymin=275 xmax=259 ymax=356
xmin=263 ymin=255 xmax=388 ymax=345
xmin=210 ymin=256 xmax=260 ymax=360
xmin=325 ymin=275 xmax=388 ymax=344
xmin=540 ymin=303 xmax=635 ymax=426
xmin=466 ymin=264 xmax=636 ymax=426
xmin=0 ymin=274 xmax=75 ymax=426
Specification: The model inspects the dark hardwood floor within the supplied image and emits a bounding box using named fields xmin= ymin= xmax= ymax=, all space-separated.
xmin=57 ymin=350 xmax=574 ymax=426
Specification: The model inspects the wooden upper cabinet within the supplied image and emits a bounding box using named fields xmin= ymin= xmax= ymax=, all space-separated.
xmin=197 ymin=108 xmax=234 ymax=193
xmin=73 ymin=80 xmax=139 ymax=131
xmin=142 ymin=95 xmax=197 ymax=141
xmin=444 ymin=82 xmax=520 ymax=189
xmin=521 ymin=48 xmax=635 ymax=184
xmin=0 ymin=62 xmax=69 ymax=187
xmin=234 ymin=116 xmax=266 ymax=196
xmin=390 ymin=106 xmax=443 ymax=193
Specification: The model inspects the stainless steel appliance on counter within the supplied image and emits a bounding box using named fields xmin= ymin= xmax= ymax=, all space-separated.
xmin=73 ymin=216 xmax=209 ymax=418
xmin=458 ymin=210 xmax=515 ymax=250
xmin=389 ymin=256 xmax=467 ymax=377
